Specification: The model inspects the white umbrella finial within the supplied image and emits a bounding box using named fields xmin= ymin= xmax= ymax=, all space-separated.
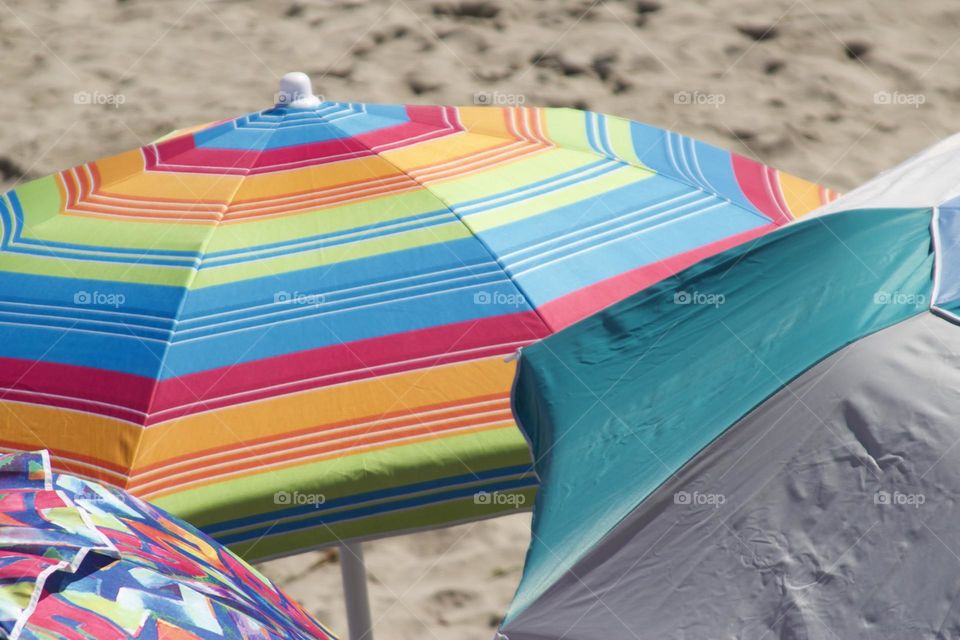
xmin=277 ymin=72 xmax=321 ymax=108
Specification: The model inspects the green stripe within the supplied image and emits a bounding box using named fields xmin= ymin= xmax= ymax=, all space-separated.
xmin=203 ymin=189 xmax=448 ymax=253
xmin=15 ymin=176 xmax=209 ymax=250
xmin=0 ymin=253 xmax=192 ymax=285
xmin=155 ymin=426 xmax=532 ymax=538
xmin=193 ymin=220 xmax=471 ymax=288
xmin=457 ymin=159 xmax=645 ymax=233
xmin=234 ymin=487 xmax=537 ymax=561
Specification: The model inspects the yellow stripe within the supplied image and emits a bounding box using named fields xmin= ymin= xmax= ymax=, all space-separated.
xmin=778 ymin=171 xmax=827 ymax=219
xmin=95 ymin=150 xmax=241 ymax=200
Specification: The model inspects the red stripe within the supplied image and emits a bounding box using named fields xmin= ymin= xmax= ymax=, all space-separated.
xmin=731 ymin=154 xmax=791 ymax=225
xmin=61 ymin=171 xmax=79 ymax=209
xmin=0 ymin=357 xmax=154 ymax=417
xmin=146 ymin=311 xmax=547 ymax=423
xmin=146 ymin=107 xmax=463 ymax=175
xmin=0 ymin=312 xmax=548 ymax=424
xmin=538 ymin=224 xmax=777 ymax=331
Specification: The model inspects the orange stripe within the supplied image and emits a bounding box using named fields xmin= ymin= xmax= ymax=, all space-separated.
xmin=131 ymin=405 xmax=512 ymax=492
xmin=414 ymin=143 xmax=546 ymax=184
xmin=0 ymin=401 xmax=140 ymax=476
xmin=0 ymin=350 xmax=517 ymax=486
xmin=133 ymin=356 xmax=516 ymax=466
xmin=85 ymin=193 xmax=225 ymax=210
xmin=0 ymin=445 xmax=128 ymax=488
xmin=227 ymin=174 xmax=412 ymax=211
xmin=223 ymin=180 xmax=419 ymax=220
xmin=137 ymin=420 xmax=513 ymax=499
xmin=134 ymin=394 xmax=511 ymax=476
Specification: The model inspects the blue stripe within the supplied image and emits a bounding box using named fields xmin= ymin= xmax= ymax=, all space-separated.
xmin=584 ymin=111 xmax=600 ymax=154
xmin=0 ymin=237 xmax=529 ymax=376
xmin=171 ymin=270 xmax=510 ymax=341
xmin=0 ymin=313 xmax=172 ymax=340
xmin=475 ymin=175 xmax=767 ymax=306
xmin=194 ymin=104 xmax=412 ymax=150
xmin=595 ymin=113 xmax=616 ymax=157
xmin=161 ymin=274 xmax=528 ymax=377
xmin=178 ymin=236 xmax=500 ymax=318
xmin=629 ymin=121 xmax=762 ymax=216
xmin=0 ymin=195 xmax=12 ymax=251
xmin=210 ymin=475 xmax=538 ymax=545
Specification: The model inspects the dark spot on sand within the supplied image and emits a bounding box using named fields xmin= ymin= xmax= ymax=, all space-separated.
xmin=531 ymin=52 xmax=587 ymax=76
xmin=407 ymin=76 xmax=441 ymax=95
xmin=765 ymin=59 xmax=785 ymax=74
xmin=634 ymin=0 xmax=661 ymax=25
xmin=636 ymin=0 xmax=662 ymax=13
xmin=844 ymin=40 xmax=871 ymax=60
xmin=591 ymin=52 xmax=618 ymax=81
xmin=432 ymin=1 xmax=501 ymax=20
xmin=737 ymin=23 xmax=778 ymax=41
xmin=0 ymin=157 xmax=26 ymax=181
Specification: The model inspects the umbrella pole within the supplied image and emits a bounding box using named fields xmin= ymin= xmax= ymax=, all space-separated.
xmin=339 ymin=541 xmax=374 ymax=640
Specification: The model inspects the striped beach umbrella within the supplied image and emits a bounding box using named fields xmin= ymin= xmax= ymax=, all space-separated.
xmin=500 ymin=138 xmax=960 ymax=639
xmin=0 ymin=450 xmax=334 ymax=640
xmin=0 ymin=72 xmax=835 ymax=634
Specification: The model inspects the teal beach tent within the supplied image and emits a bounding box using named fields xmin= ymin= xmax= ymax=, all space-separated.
xmin=500 ymin=136 xmax=960 ymax=639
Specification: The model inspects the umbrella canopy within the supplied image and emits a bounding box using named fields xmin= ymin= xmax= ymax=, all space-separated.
xmin=0 ymin=450 xmax=334 ymax=640
xmin=500 ymin=140 xmax=960 ymax=638
xmin=0 ymin=73 xmax=835 ymax=560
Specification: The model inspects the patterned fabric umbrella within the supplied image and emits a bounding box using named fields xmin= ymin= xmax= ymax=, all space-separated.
xmin=0 ymin=73 xmax=836 ymax=560
xmin=500 ymin=139 xmax=960 ymax=639
xmin=0 ymin=450 xmax=334 ymax=640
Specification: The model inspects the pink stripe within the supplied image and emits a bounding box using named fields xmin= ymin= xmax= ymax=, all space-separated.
xmin=0 ymin=312 xmax=549 ymax=424
xmin=146 ymin=311 xmax=547 ymax=423
xmin=538 ymin=224 xmax=778 ymax=331
xmin=731 ymin=155 xmax=792 ymax=225
xmin=0 ymin=358 xmax=154 ymax=416
xmin=145 ymin=106 xmax=464 ymax=175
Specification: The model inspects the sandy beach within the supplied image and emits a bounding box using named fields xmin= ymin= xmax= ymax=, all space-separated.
xmin=3 ymin=1 xmax=960 ymax=637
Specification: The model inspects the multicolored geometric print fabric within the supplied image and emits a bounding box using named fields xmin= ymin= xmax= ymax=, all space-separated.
xmin=0 ymin=450 xmax=334 ymax=640
xmin=0 ymin=101 xmax=836 ymax=559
